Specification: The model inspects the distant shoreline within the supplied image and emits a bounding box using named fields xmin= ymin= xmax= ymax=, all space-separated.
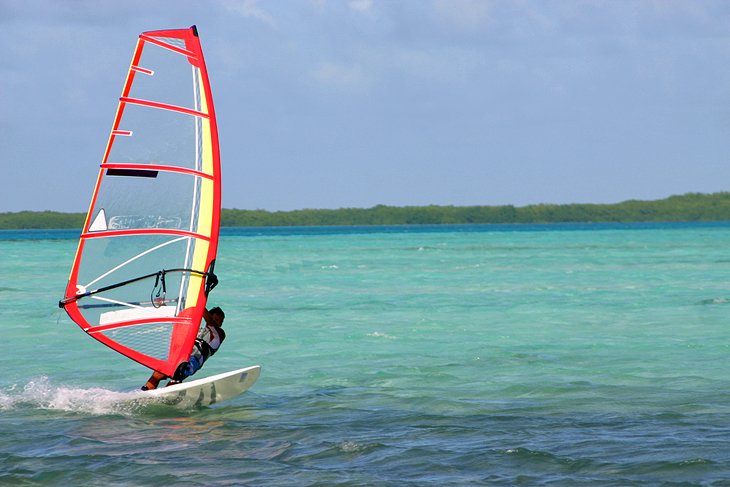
xmin=2 ymin=192 xmax=730 ymax=229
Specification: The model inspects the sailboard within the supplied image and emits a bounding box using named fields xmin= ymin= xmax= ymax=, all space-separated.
xmin=138 ymin=365 xmax=261 ymax=408
xmin=59 ymin=26 xmax=228 ymax=382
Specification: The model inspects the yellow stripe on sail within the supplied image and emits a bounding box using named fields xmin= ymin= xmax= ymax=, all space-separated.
xmin=184 ymin=71 xmax=215 ymax=308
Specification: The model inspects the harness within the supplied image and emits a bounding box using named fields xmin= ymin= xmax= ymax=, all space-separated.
xmin=194 ymin=325 xmax=226 ymax=361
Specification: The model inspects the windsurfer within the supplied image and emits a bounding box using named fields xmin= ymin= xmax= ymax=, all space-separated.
xmin=141 ymin=306 xmax=227 ymax=390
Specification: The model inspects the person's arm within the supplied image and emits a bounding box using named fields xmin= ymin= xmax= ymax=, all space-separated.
xmin=202 ymin=307 xmax=212 ymax=324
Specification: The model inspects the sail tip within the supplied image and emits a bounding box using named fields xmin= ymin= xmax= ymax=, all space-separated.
xmin=191 ymin=25 xmax=199 ymax=37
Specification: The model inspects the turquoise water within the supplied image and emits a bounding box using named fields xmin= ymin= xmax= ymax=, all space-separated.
xmin=3 ymin=223 xmax=730 ymax=485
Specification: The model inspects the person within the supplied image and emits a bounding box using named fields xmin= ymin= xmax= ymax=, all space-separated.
xmin=141 ymin=306 xmax=227 ymax=390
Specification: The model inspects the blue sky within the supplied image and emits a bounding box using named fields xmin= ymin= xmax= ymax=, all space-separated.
xmin=2 ymin=0 xmax=730 ymax=212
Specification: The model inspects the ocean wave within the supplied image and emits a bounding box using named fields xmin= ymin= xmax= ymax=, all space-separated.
xmin=696 ymin=297 xmax=730 ymax=305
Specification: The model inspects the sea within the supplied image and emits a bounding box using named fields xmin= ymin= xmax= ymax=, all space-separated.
xmin=3 ymin=222 xmax=730 ymax=486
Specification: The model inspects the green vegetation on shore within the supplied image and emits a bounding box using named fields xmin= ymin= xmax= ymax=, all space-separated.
xmin=3 ymin=192 xmax=730 ymax=230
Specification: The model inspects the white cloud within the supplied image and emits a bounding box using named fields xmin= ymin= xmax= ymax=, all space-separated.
xmin=349 ymin=0 xmax=373 ymax=13
xmin=221 ymin=0 xmax=275 ymax=25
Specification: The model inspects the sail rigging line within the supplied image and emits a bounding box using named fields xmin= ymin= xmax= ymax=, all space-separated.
xmin=151 ymin=269 xmax=167 ymax=307
xmin=204 ymin=259 xmax=218 ymax=297
xmin=82 ymin=235 xmax=188 ymax=290
xmin=82 ymin=295 xmax=169 ymax=311
xmin=59 ymin=267 xmax=213 ymax=308
xmin=87 ymin=295 xmax=148 ymax=311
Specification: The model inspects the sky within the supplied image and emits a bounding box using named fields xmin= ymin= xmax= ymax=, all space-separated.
xmin=2 ymin=0 xmax=730 ymax=212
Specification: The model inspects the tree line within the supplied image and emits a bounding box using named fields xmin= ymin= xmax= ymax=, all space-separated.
xmin=3 ymin=192 xmax=730 ymax=229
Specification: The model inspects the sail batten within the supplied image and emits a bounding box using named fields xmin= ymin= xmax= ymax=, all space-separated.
xmin=131 ymin=65 xmax=154 ymax=76
xmin=139 ymin=34 xmax=197 ymax=58
xmin=103 ymin=163 xmax=214 ymax=180
xmin=60 ymin=26 xmax=221 ymax=377
xmin=81 ymin=229 xmax=211 ymax=240
xmin=120 ymin=96 xmax=210 ymax=118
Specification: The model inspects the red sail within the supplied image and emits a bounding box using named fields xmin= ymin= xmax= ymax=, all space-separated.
xmin=60 ymin=26 xmax=221 ymax=376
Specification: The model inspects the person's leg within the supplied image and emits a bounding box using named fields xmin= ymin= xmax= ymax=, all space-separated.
xmin=168 ymin=356 xmax=205 ymax=385
xmin=141 ymin=370 xmax=167 ymax=390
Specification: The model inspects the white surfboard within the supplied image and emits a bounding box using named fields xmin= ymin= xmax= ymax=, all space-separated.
xmin=139 ymin=365 xmax=260 ymax=408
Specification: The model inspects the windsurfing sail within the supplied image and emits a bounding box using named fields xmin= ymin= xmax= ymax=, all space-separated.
xmin=59 ymin=25 xmax=221 ymax=377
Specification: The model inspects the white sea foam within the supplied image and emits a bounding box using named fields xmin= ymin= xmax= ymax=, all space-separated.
xmin=367 ymin=331 xmax=397 ymax=340
xmin=0 ymin=376 xmax=144 ymax=415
